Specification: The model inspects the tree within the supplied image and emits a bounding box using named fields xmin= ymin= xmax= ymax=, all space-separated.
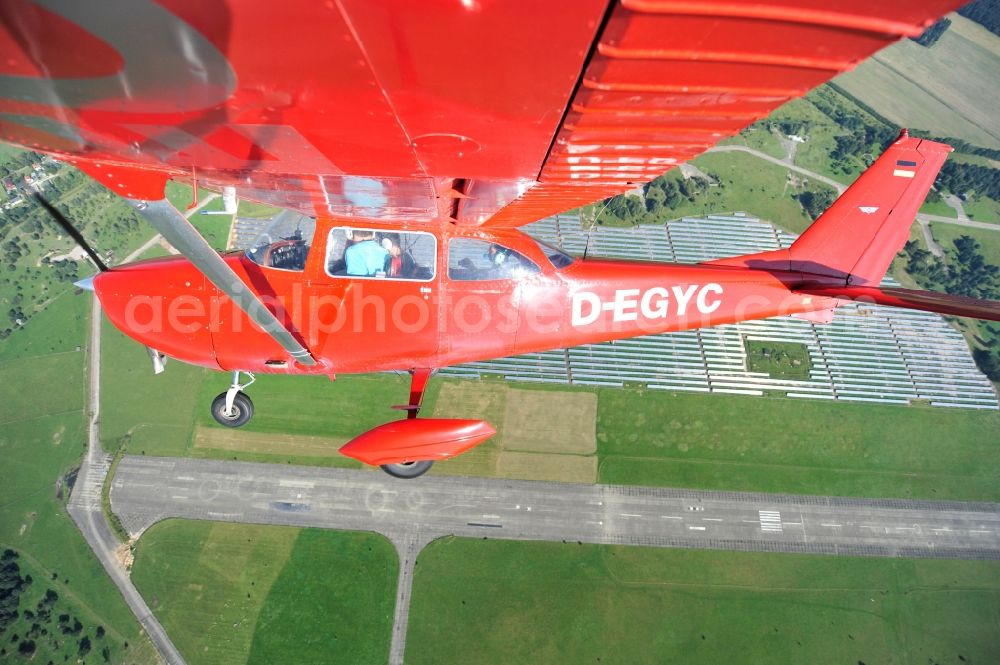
xmin=958 ymin=0 xmax=1000 ymax=37
xmin=78 ymin=635 xmax=91 ymax=657
xmin=797 ymin=189 xmax=836 ymax=220
xmin=17 ymin=640 xmax=35 ymax=657
xmin=910 ymin=17 xmax=951 ymax=47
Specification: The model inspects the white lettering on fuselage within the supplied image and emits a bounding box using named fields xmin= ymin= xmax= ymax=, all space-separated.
xmin=571 ymin=284 xmax=723 ymax=326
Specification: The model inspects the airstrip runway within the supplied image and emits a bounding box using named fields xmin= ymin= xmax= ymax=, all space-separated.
xmin=113 ymin=455 xmax=1000 ymax=560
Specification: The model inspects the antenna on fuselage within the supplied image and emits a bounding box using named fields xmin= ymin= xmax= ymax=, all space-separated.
xmin=584 ymin=198 xmax=611 ymax=261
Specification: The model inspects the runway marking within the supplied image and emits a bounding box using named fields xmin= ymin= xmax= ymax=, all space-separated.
xmin=970 ymin=530 xmax=992 ymax=534
xmin=621 ymin=513 xmax=641 ymax=518
xmin=932 ymin=528 xmax=952 ymax=533
xmin=759 ymin=510 xmax=782 ymax=533
xmin=170 ymin=495 xmax=188 ymax=500
xmin=482 ymin=514 xmax=501 ymax=520
xmin=176 ymin=476 xmax=195 ymax=481
xmin=703 ymin=518 xmax=723 ymax=522
xmin=586 ymin=520 xmax=604 ymax=526
xmin=821 ymin=523 xmax=842 ymax=528
xmin=688 ymin=525 xmax=707 ymax=531
xmin=279 ymin=480 xmax=315 ymax=489
xmin=661 ymin=515 xmax=682 ymax=520
xmin=467 ymin=522 xmax=501 ymax=528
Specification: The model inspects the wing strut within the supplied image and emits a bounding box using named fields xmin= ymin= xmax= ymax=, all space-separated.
xmin=126 ymin=198 xmax=318 ymax=367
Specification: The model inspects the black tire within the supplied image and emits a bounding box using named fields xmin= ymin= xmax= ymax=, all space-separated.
xmin=380 ymin=460 xmax=433 ymax=479
xmin=210 ymin=391 xmax=254 ymax=428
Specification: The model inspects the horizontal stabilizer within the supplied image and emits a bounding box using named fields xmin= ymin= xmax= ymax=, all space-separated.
xmin=794 ymin=284 xmax=1000 ymax=322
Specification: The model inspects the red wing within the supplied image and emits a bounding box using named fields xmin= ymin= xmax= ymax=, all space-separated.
xmin=0 ymin=0 xmax=962 ymax=225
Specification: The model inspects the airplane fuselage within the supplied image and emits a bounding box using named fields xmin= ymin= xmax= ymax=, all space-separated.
xmin=93 ymin=221 xmax=839 ymax=376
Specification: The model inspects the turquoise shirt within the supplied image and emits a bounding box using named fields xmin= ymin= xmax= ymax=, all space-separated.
xmin=345 ymin=239 xmax=389 ymax=276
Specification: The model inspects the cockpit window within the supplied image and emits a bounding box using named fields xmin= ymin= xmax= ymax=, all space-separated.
xmin=325 ymin=227 xmax=436 ymax=281
xmin=245 ymin=212 xmax=315 ymax=272
xmin=528 ymin=236 xmax=575 ymax=269
xmin=448 ymin=238 xmax=540 ymax=281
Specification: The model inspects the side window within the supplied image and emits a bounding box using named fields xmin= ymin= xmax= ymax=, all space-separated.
xmin=448 ymin=238 xmax=540 ymax=281
xmin=325 ymin=227 xmax=435 ymax=281
xmin=245 ymin=213 xmax=315 ymax=272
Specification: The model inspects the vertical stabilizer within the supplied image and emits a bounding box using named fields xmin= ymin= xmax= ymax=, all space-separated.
xmin=788 ymin=129 xmax=951 ymax=285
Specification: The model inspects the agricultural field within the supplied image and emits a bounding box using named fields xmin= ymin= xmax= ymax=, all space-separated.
xmin=429 ymin=382 xmax=598 ymax=483
xmin=0 ymin=292 xmax=158 ymax=664
xmin=407 ymin=538 xmax=1000 ymax=665
xmin=131 ymin=520 xmax=397 ymax=665
xmin=834 ymin=15 xmax=1000 ymax=150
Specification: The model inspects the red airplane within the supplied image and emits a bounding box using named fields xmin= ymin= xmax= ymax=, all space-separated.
xmin=3 ymin=0 xmax=997 ymax=477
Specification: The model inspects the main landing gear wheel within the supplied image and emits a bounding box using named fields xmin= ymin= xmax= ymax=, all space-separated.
xmin=211 ymin=391 xmax=254 ymax=427
xmin=380 ymin=461 xmax=434 ymax=479
xmin=211 ymin=370 xmax=256 ymax=428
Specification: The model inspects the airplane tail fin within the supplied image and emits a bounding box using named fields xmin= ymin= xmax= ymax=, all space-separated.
xmin=788 ymin=129 xmax=951 ymax=286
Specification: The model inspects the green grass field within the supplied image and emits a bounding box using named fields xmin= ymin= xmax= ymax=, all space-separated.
xmin=744 ymin=340 xmax=811 ymax=380
xmin=962 ymin=195 xmax=1000 ymax=223
xmin=919 ymin=196 xmax=958 ymax=218
xmin=407 ymin=538 xmax=1000 ymax=665
xmin=597 ymin=388 xmax=1000 ymax=501
xmin=131 ymin=520 xmax=398 ymax=665
xmin=660 ymin=151 xmax=825 ymax=234
xmin=0 ymin=292 xmax=158 ymax=664
xmin=719 ymin=127 xmax=786 ymax=160
xmin=833 ymin=15 xmax=1000 ymax=149
xmin=930 ymin=221 xmax=1000 ymax=266
xmin=99 ymin=320 xmax=208 ymax=455
xmin=238 ymin=199 xmax=283 ymax=219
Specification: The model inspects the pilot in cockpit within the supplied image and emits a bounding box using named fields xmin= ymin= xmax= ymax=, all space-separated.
xmin=345 ymin=229 xmax=389 ymax=276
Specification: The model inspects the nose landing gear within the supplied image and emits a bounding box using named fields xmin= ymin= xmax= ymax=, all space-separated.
xmin=210 ymin=370 xmax=255 ymax=427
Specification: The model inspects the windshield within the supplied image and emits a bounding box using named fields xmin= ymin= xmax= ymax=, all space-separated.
xmin=245 ymin=211 xmax=316 ymax=272
xmin=528 ymin=236 xmax=575 ymax=269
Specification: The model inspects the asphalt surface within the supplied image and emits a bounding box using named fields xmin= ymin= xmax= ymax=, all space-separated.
xmin=113 ymin=456 xmax=1000 ymax=559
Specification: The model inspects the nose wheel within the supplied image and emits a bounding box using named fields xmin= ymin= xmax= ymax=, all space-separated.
xmin=211 ymin=371 xmax=255 ymax=428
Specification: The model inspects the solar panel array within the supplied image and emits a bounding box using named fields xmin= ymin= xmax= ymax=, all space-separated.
xmin=441 ymin=214 xmax=998 ymax=410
